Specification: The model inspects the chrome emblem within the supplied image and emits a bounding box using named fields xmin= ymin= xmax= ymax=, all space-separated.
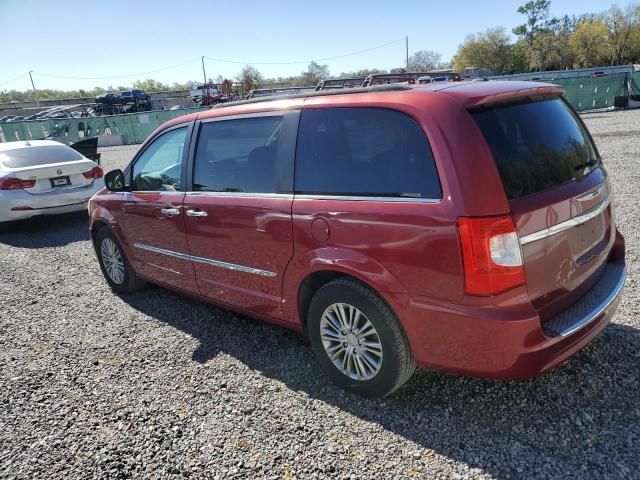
xmin=56 ymin=169 xmax=63 ymax=175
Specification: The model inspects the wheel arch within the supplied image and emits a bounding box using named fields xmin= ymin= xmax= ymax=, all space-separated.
xmin=296 ymin=268 xmax=408 ymax=338
xmin=284 ymin=244 xmax=410 ymax=323
xmin=89 ymin=207 xmax=134 ymax=263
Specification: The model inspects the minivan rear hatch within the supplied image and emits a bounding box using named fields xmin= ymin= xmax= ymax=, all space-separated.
xmin=471 ymin=96 xmax=615 ymax=321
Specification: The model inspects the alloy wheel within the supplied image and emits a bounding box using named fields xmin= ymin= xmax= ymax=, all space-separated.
xmin=100 ymin=238 xmax=125 ymax=285
xmin=319 ymin=303 xmax=383 ymax=381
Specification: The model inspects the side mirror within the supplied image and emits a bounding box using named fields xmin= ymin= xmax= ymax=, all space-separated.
xmin=104 ymin=169 xmax=127 ymax=192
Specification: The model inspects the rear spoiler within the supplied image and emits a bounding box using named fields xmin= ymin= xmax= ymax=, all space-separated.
xmin=465 ymin=85 xmax=565 ymax=110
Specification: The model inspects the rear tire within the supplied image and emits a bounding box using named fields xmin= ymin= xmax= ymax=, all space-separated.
xmin=95 ymin=227 xmax=145 ymax=293
xmin=307 ymin=278 xmax=415 ymax=397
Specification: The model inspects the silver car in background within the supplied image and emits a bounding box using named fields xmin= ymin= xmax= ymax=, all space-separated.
xmin=0 ymin=140 xmax=104 ymax=231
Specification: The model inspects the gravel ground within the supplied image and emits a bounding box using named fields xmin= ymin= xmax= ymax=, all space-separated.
xmin=1 ymin=110 xmax=638 ymax=480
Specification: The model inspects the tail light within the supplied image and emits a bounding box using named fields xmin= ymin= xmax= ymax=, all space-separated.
xmin=0 ymin=177 xmax=36 ymax=190
xmin=82 ymin=166 xmax=104 ymax=179
xmin=457 ymin=215 xmax=525 ymax=296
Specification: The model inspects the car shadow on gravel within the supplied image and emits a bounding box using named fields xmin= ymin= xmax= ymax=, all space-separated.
xmin=0 ymin=212 xmax=89 ymax=248
xmin=122 ymin=286 xmax=640 ymax=478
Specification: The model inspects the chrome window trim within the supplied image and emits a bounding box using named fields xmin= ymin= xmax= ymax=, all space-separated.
xmin=185 ymin=191 xmax=293 ymax=199
xmin=294 ymin=194 xmax=441 ymax=203
xmin=133 ymin=243 xmax=277 ymax=277
xmin=129 ymin=191 xmax=185 ymax=196
xmin=520 ymin=195 xmax=611 ymax=246
xmin=184 ymin=192 xmax=440 ymax=202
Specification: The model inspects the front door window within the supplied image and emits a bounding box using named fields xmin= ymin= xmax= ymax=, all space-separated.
xmin=132 ymin=128 xmax=186 ymax=192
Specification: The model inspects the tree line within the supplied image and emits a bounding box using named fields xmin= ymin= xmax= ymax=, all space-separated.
xmin=454 ymin=1 xmax=640 ymax=75
xmin=2 ymin=1 xmax=639 ymax=103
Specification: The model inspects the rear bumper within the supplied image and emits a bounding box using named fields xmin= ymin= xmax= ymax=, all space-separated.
xmin=396 ymin=260 xmax=626 ymax=380
xmin=0 ymin=182 xmax=101 ymax=223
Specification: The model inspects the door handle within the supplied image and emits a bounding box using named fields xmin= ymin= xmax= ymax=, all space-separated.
xmin=160 ymin=208 xmax=180 ymax=217
xmin=186 ymin=209 xmax=208 ymax=218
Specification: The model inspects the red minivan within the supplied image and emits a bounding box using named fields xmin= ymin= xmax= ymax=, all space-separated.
xmin=90 ymin=81 xmax=626 ymax=397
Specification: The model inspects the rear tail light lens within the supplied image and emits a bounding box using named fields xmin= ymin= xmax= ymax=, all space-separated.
xmin=0 ymin=177 xmax=36 ymax=190
xmin=457 ymin=215 xmax=525 ymax=296
xmin=82 ymin=166 xmax=104 ymax=179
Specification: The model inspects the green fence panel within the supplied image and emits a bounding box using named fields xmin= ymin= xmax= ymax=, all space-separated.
xmin=51 ymin=117 xmax=112 ymax=143
xmin=83 ymin=117 xmax=111 ymax=139
xmin=0 ymin=107 xmax=207 ymax=145
xmin=628 ymin=72 xmax=640 ymax=98
xmin=0 ymin=122 xmax=28 ymax=142
xmin=551 ymin=73 xmax=628 ymax=111
xmin=129 ymin=112 xmax=162 ymax=143
xmin=103 ymin=114 xmax=137 ymax=144
xmin=20 ymin=120 xmax=50 ymax=141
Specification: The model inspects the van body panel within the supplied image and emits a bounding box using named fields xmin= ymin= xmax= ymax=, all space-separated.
xmin=89 ymin=81 xmax=626 ymax=384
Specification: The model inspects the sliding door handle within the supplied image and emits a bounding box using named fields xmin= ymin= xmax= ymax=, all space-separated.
xmin=186 ymin=209 xmax=208 ymax=218
xmin=160 ymin=208 xmax=180 ymax=217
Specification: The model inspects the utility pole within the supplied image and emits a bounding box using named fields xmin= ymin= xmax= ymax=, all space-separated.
xmin=28 ymin=71 xmax=39 ymax=107
xmin=201 ymin=56 xmax=207 ymax=85
xmin=405 ymin=36 xmax=409 ymax=71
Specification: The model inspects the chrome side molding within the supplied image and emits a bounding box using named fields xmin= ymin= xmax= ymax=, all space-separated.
xmin=133 ymin=243 xmax=277 ymax=277
xmin=520 ymin=195 xmax=611 ymax=246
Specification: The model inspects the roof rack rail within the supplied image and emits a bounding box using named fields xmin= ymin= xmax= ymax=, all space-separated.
xmin=362 ymin=71 xmax=461 ymax=87
xmin=246 ymin=86 xmax=316 ymax=99
xmin=213 ymin=84 xmax=412 ymax=109
xmin=315 ymin=77 xmax=366 ymax=91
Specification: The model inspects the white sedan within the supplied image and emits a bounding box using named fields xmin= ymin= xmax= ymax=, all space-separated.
xmin=0 ymin=140 xmax=104 ymax=230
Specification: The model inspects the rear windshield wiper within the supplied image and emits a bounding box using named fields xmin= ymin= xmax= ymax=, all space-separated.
xmin=574 ymin=158 xmax=599 ymax=171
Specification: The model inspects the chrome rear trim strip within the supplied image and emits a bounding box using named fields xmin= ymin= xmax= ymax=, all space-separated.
xmin=576 ymin=185 xmax=605 ymax=202
xmin=520 ymin=195 xmax=611 ymax=246
xmin=133 ymin=243 xmax=277 ymax=277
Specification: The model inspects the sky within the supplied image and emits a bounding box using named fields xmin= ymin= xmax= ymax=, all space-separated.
xmin=0 ymin=0 xmax=625 ymax=92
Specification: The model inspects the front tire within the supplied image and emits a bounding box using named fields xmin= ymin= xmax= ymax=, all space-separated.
xmin=307 ymin=278 xmax=415 ymax=397
xmin=95 ymin=227 xmax=145 ymax=293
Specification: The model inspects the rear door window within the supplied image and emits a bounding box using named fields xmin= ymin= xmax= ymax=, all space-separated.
xmin=193 ymin=115 xmax=284 ymax=193
xmin=294 ymin=107 xmax=441 ymax=199
xmin=471 ymin=98 xmax=599 ymax=200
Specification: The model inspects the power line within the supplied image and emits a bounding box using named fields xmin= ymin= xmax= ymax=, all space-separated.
xmin=33 ymin=58 xmax=201 ymax=81
xmin=7 ymin=38 xmax=406 ymax=87
xmin=204 ymin=38 xmax=406 ymax=65
xmin=0 ymin=73 xmax=28 ymax=87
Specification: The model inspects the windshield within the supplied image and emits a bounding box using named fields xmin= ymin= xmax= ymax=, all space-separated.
xmin=472 ymin=98 xmax=599 ymax=200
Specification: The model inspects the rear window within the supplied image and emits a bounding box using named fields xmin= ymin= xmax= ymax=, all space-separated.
xmin=472 ymin=98 xmax=599 ymax=200
xmin=0 ymin=144 xmax=83 ymax=168
xmin=295 ymin=108 xmax=441 ymax=199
